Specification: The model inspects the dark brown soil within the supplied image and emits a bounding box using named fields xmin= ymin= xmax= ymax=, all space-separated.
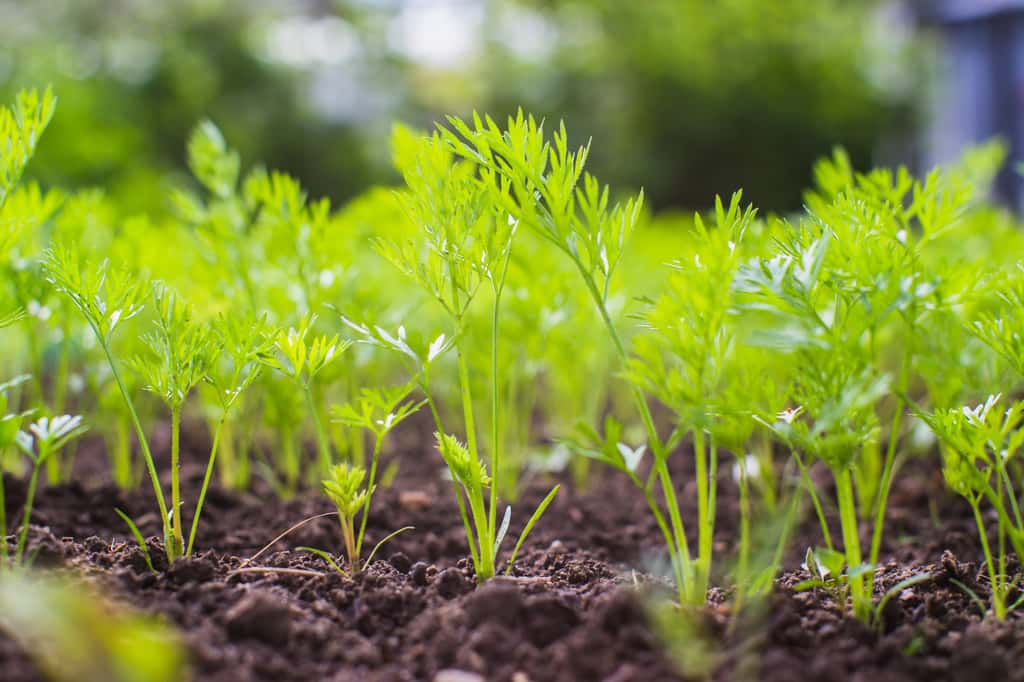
xmin=2 ymin=429 xmax=1023 ymax=681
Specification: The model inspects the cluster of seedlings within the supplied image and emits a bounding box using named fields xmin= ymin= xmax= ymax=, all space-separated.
xmin=4 ymin=85 xmax=1024 ymax=669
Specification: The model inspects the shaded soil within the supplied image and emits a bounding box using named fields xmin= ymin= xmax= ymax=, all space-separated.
xmin=1 ymin=431 xmax=1023 ymax=681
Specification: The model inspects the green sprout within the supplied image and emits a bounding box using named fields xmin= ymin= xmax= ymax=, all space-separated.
xmin=366 ymin=123 xmax=560 ymax=581
xmin=130 ymin=284 xmax=218 ymax=560
xmin=0 ymin=375 xmax=33 ymax=569
xmin=919 ymin=394 xmax=1024 ymax=620
xmin=293 ymin=382 xmax=426 ymax=575
xmin=42 ymin=245 xmax=172 ymax=544
xmin=12 ymin=413 xmax=87 ymax=565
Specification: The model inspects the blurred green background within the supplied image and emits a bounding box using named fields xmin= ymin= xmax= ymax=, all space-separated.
xmin=0 ymin=0 xmax=923 ymax=214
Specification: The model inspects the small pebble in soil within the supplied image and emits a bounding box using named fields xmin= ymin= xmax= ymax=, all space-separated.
xmin=410 ymin=561 xmax=431 ymax=586
xmin=547 ymin=539 xmax=567 ymax=555
xmin=463 ymin=579 xmax=523 ymax=628
xmin=389 ymin=551 xmax=412 ymax=573
xmin=399 ymin=489 xmax=434 ymax=510
xmin=225 ymin=591 xmax=293 ymax=645
xmin=433 ymin=670 xmax=484 ymax=682
xmin=436 ymin=567 xmax=472 ymax=599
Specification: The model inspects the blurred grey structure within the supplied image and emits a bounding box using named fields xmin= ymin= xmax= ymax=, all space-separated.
xmin=918 ymin=0 xmax=1024 ymax=208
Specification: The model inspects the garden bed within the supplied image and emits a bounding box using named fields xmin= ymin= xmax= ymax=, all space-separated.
xmin=1 ymin=431 xmax=1018 ymax=682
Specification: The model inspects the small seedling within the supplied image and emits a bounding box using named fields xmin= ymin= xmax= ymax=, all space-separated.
xmin=0 ymin=375 xmax=33 ymax=569
xmin=131 ymin=284 xmax=218 ymax=560
xmin=12 ymin=413 xmax=87 ymax=564
xmin=919 ymin=394 xmax=1024 ymax=620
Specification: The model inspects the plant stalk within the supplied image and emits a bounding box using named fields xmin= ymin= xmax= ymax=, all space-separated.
xmin=169 ymin=405 xmax=184 ymax=560
xmin=187 ymin=414 xmax=226 ymax=556
xmin=100 ymin=340 xmax=169 ymax=539
xmin=14 ymin=457 xmax=42 ymax=564
xmin=835 ymin=468 xmax=867 ymax=620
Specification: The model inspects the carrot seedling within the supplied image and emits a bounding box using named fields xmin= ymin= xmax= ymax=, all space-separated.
xmin=12 ymin=414 xmax=87 ymax=564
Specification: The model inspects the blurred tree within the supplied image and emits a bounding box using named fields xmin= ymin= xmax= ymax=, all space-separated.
xmin=0 ymin=0 xmax=921 ymax=213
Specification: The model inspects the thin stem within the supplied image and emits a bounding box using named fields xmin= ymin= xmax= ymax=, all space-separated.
xmin=343 ymin=514 xmax=357 ymax=571
xmin=656 ymin=459 xmax=696 ymax=603
xmin=455 ymin=343 xmax=493 ymax=577
xmin=169 ymin=405 xmax=184 ymax=560
xmin=867 ymin=337 xmax=912 ymax=596
xmin=578 ymin=269 xmax=661 ymax=453
xmin=793 ymin=448 xmax=833 ymax=551
xmin=355 ymin=433 xmax=384 ymax=560
xmin=100 ymin=340 xmax=169 ymax=534
xmin=304 ymin=382 xmax=333 ymax=474
xmin=187 ymin=415 xmax=226 ymax=556
xmin=734 ymin=449 xmax=752 ymax=613
xmin=421 ymin=379 xmax=480 ymax=572
xmin=835 ymin=468 xmax=867 ymax=620
xmin=693 ymin=428 xmax=711 ymax=599
xmin=638 ymin=481 xmax=686 ymax=596
xmin=972 ymin=499 xmax=1004 ymax=620
xmin=15 ymin=458 xmax=42 ymax=564
xmin=489 ymin=282 xmax=502 ymax=548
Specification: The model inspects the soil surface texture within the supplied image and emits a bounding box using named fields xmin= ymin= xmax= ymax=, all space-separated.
xmin=1 ymin=429 xmax=1020 ymax=682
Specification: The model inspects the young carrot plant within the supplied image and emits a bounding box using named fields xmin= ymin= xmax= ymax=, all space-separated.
xmin=363 ymin=124 xmax=560 ymax=581
xmin=738 ymin=157 xmax=971 ymax=621
xmin=300 ymin=383 xmax=424 ymax=574
xmin=12 ymin=413 xmax=86 ymax=565
xmin=42 ymin=246 xmax=172 ymax=545
xmin=131 ymin=285 xmax=218 ymax=560
xmin=439 ymin=113 xmax=724 ymax=600
xmin=919 ymin=395 xmax=1024 ymax=620
xmin=0 ymin=375 xmax=32 ymax=569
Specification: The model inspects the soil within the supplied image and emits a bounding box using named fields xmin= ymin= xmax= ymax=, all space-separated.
xmin=2 ymin=424 xmax=1023 ymax=682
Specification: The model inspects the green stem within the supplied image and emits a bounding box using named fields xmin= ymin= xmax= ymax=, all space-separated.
xmin=656 ymin=459 xmax=696 ymax=603
xmin=972 ymin=499 xmax=1004 ymax=620
xmin=735 ymin=450 xmax=751 ymax=613
xmin=455 ymin=343 xmax=493 ymax=577
xmin=579 ymin=270 xmax=661 ymax=452
xmin=489 ymin=284 xmax=502 ymax=549
xmin=100 ymin=340 xmax=169 ymax=542
xmin=422 ymin=380 xmax=480 ymax=572
xmin=794 ymin=448 xmax=833 ymax=551
xmin=355 ymin=433 xmax=384 ymax=561
xmin=15 ymin=458 xmax=42 ymax=564
xmin=169 ymin=405 xmax=184 ymax=560
xmin=187 ymin=415 xmax=226 ymax=557
xmin=638 ymin=480 xmax=686 ymax=596
xmin=304 ymin=382 xmax=332 ymax=474
xmin=866 ymin=339 xmax=911 ymax=596
xmin=693 ymin=429 xmax=711 ymax=600
xmin=342 ymin=513 xmax=357 ymax=570
xmin=835 ymin=468 xmax=867 ymax=620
